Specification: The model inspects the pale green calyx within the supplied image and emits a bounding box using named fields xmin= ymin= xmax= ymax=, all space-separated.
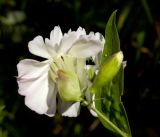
xmin=90 ymin=51 xmax=123 ymax=93
xmin=57 ymin=69 xmax=82 ymax=102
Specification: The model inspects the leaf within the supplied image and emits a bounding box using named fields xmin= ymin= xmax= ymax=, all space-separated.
xmin=101 ymin=10 xmax=120 ymax=64
xmin=95 ymin=11 xmax=132 ymax=137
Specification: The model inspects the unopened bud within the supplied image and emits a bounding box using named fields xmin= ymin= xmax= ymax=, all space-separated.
xmin=90 ymin=51 xmax=123 ymax=93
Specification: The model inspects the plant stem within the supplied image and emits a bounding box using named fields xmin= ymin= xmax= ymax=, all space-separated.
xmin=82 ymin=99 xmax=129 ymax=137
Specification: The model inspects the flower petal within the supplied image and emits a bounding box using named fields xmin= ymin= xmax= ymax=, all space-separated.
xmin=58 ymin=99 xmax=80 ymax=117
xmin=45 ymin=77 xmax=57 ymax=117
xmin=17 ymin=59 xmax=50 ymax=114
xmin=68 ymin=38 xmax=103 ymax=58
xmin=45 ymin=38 xmax=58 ymax=57
xmin=88 ymin=32 xmax=105 ymax=44
xmin=28 ymin=36 xmax=51 ymax=58
xmin=58 ymin=32 xmax=78 ymax=54
xmin=76 ymin=27 xmax=86 ymax=36
xmin=17 ymin=59 xmax=49 ymax=79
xmin=44 ymin=26 xmax=63 ymax=57
xmin=50 ymin=26 xmax=63 ymax=46
xmin=76 ymin=58 xmax=87 ymax=90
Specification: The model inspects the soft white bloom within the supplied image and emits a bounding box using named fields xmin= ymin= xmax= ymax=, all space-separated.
xmin=17 ymin=26 xmax=104 ymax=117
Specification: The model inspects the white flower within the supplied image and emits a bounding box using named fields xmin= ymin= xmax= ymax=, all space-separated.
xmin=17 ymin=26 xmax=104 ymax=117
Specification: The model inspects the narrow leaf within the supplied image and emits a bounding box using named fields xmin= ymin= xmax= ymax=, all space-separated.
xmin=95 ymin=11 xmax=132 ymax=137
xmin=101 ymin=10 xmax=120 ymax=64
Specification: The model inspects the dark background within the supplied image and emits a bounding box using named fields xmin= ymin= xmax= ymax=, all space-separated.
xmin=0 ymin=0 xmax=160 ymax=137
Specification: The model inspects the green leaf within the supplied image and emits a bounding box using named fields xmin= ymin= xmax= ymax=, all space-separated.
xmin=101 ymin=10 xmax=120 ymax=64
xmin=95 ymin=11 xmax=132 ymax=137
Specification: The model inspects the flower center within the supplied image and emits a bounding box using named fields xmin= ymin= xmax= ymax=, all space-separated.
xmin=49 ymin=55 xmax=76 ymax=83
xmin=48 ymin=55 xmax=84 ymax=102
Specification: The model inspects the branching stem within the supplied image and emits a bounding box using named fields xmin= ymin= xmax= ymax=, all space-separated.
xmin=81 ymin=99 xmax=129 ymax=137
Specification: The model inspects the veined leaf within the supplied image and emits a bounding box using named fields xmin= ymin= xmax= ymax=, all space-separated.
xmin=95 ymin=11 xmax=132 ymax=137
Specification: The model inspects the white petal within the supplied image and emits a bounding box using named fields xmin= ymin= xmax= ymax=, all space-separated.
xmin=17 ymin=59 xmax=49 ymax=79
xmin=17 ymin=59 xmax=50 ymax=114
xmin=58 ymin=99 xmax=80 ymax=117
xmin=76 ymin=27 xmax=86 ymax=36
xmin=45 ymin=38 xmax=58 ymax=57
xmin=68 ymin=38 xmax=103 ymax=58
xmin=50 ymin=26 xmax=63 ymax=45
xmin=28 ymin=36 xmax=51 ymax=58
xmin=88 ymin=32 xmax=105 ymax=45
xmin=45 ymin=78 xmax=57 ymax=117
xmin=24 ymin=74 xmax=48 ymax=114
xmin=58 ymin=32 xmax=78 ymax=54
xmin=76 ymin=58 xmax=87 ymax=90
xmin=57 ymin=27 xmax=87 ymax=54
xmin=44 ymin=26 xmax=62 ymax=57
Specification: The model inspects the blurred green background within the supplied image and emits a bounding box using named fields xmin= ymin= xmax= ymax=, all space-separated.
xmin=0 ymin=0 xmax=160 ymax=137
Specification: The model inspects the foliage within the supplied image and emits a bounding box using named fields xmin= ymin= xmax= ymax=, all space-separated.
xmin=0 ymin=105 xmax=8 ymax=137
xmin=93 ymin=11 xmax=131 ymax=137
xmin=0 ymin=101 xmax=20 ymax=137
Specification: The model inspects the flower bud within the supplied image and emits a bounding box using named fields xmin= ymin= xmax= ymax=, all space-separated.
xmin=57 ymin=69 xmax=82 ymax=102
xmin=90 ymin=51 xmax=123 ymax=93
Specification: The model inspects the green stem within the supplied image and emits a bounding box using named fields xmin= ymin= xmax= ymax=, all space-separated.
xmin=82 ymin=99 xmax=129 ymax=137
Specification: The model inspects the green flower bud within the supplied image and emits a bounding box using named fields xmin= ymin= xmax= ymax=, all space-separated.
xmin=57 ymin=69 xmax=82 ymax=102
xmin=90 ymin=51 xmax=123 ymax=93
